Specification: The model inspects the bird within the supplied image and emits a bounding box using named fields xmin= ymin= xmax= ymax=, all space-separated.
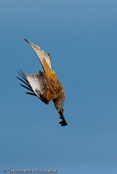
xmin=17 ymin=38 xmax=67 ymax=126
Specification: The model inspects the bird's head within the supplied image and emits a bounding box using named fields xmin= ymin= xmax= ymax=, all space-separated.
xmin=58 ymin=108 xmax=67 ymax=126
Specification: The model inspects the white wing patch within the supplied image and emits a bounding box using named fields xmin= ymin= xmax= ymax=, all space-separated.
xmin=25 ymin=73 xmax=46 ymax=99
xmin=24 ymin=38 xmax=52 ymax=70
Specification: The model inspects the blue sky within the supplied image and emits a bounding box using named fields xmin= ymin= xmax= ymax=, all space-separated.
xmin=0 ymin=0 xmax=117 ymax=173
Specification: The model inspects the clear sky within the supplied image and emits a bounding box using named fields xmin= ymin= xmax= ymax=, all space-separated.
xmin=0 ymin=0 xmax=117 ymax=173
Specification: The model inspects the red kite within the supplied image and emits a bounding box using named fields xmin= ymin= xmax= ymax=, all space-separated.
xmin=17 ymin=39 xmax=67 ymax=126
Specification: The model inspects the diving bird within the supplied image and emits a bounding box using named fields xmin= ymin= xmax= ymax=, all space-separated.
xmin=17 ymin=38 xmax=67 ymax=126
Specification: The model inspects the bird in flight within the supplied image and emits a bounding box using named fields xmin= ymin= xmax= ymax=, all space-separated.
xmin=17 ymin=38 xmax=67 ymax=126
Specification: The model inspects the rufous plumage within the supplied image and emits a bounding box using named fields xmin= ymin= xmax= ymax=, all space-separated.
xmin=17 ymin=39 xmax=67 ymax=126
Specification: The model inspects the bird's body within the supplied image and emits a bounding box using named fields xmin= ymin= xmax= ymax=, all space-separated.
xmin=17 ymin=39 xmax=67 ymax=126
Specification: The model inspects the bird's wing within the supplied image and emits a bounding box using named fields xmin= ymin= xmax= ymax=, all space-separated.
xmin=25 ymin=71 xmax=46 ymax=100
xmin=17 ymin=70 xmax=46 ymax=101
xmin=24 ymin=38 xmax=52 ymax=71
xmin=16 ymin=70 xmax=37 ymax=96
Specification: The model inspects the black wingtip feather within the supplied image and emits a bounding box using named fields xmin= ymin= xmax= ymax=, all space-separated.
xmin=17 ymin=70 xmax=29 ymax=86
xmin=24 ymin=38 xmax=30 ymax=44
xmin=26 ymin=92 xmax=37 ymax=96
xmin=17 ymin=69 xmax=37 ymax=97
xmin=20 ymin=84 xmax=33 ymax=92
xmin=16 ymin=76 xmax=29 ymax=87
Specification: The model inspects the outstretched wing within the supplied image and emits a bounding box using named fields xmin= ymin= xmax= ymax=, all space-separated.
xmin=24 ymin=38 xmax=52 ymax=72
xmin=16 ymin=70 xmax=37 ymax=96
xmin=25 ymin=71 xmax=46 ymax=99
xmin=17 ymin=70 xmax=46 ymax=101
